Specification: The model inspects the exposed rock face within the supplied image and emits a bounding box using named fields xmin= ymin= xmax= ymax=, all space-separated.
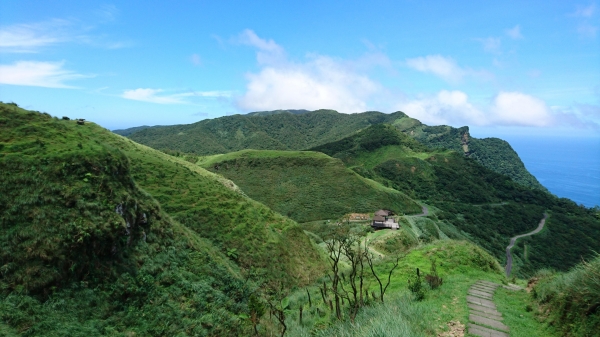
xmin=461 ymin=132 xmax=470 ymax=154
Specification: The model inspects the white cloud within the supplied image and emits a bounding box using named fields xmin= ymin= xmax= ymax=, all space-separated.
xmin=96 ymin=4 xmax=119 ymax=22
xmin=490 ymin=92 xmax=553 ymax=126
xmin=238 ymin=29 xmax=285 ymax=65
xmin=122 ymin=88 xmax=187 ymax=104
xmin=577 ymin=23 xmax=598 ymax=38
xmin=0 ymin=61 xmax=87 ymax=88
xmin=121 ymin=89 xmax=232 ymax=104
xmin=237 ymin=30 xmax=382 ymax=113
xmin=396 ymin=90 xmax=487 ymax=126
xmin=405 ymin=55 xmax=466 ymax=82
xmin=573 ymin=3 xmax=596 ymax=17
xmin=396 ymin=91 xmax=560 ymax=127
xmin=571 ymin=4 xmax=598 ymax=38
xmin=506 ymin=25 xmax=523 ymax=39
xmin=405 ymin=55 xmax=493 ymax=83
xmin=0 ymin=19 xmax=70 ymax=52
xmin=0 ymin=16 xmax=129 ymax=53
xmin=476 ymin=37 xmax=502 ymax=53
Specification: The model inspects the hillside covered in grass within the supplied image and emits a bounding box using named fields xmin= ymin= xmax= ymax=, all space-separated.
xmin=0 ymin=103 xmax=326 ymax=335
xmin=196 ymin=149 xmax=422 ymax=222
xmin=118 ymin=109 xmax=544 ymax=190
xmin=310 ymin=124 xmax=600 ymax=275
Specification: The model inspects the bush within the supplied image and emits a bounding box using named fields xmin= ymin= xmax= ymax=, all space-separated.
xmin=408 ymin=268 xmax=426 ymax=301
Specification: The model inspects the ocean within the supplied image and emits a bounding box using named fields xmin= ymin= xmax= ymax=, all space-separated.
xmin=500 ymin=136 xmax=600 ymax=208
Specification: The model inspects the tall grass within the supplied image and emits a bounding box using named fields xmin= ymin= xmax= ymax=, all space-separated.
xmin=533 ymin=254 xmax=600 ymax=336
xmin=285 ymin=294 xmax=429 ymax=337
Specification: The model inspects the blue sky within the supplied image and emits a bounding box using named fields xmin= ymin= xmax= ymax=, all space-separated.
xmin=1 ymin=0 xmax=599 ymax=137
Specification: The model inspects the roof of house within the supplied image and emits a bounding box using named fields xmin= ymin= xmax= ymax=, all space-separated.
xmin=373 ymin=215 xmax=386 ymax=221
xmin=374 ymin=210 xmax=390 ymax=216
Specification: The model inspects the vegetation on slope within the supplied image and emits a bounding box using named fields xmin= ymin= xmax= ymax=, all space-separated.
xmin=531 ymin=254 xmax=600 ymax=337
xmin=0 ymin=103 xmax=326 ymax=335
xmin=270 ymin=237 xmax=509 ymax=336
xmin=121 ymin=109 xmax=545 ymax=190
xmin=310 ymin=124 xmax=600 ymax=275
xmin=392 ymin=115 xmax=546 ymax=190
xmin=126 ymin=109 xmax=405 ymax=155
xmin=197 ymin=149 xmax=421 ymax=222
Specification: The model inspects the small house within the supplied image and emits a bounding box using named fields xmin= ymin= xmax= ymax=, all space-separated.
xmin=371 ymin=210 xmax=399 ymax=230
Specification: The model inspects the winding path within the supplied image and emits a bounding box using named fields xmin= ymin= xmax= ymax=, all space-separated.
xmin=411 ymin=206 xmax=429 ymax=217
xmin=505 ymin=213 xmax=547 ymax=277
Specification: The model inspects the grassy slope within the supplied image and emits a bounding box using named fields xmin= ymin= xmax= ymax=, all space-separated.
xmin=0 ymin=103 xmax=325 ymax=335
xmin=197 ymin=149 xmax=422 ymax=223
xmin=392 ymin=115 xmax=546 ymax=190
xmin=531 ymin=255 xmax=600 ymax=336
xmin=123 ymin=109 xmax=544 ymax=190
xmin=127 ymin=109 xmax=405 ymax=155
xmin=279 ymin=239 xmax=532 ymax=337
xmin=93 ymin=141 xmax=326 ymax=286
xmin=310 ymin=124 xmax=600 ymax=275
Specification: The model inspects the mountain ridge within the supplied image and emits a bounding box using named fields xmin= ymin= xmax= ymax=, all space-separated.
xmin=117 ymin=109 xmax=546 ymax=190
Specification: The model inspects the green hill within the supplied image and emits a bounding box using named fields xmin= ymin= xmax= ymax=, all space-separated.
xmin=0 ymin=103 xmax=325 ymax=335
xmin=124 ymin=109 xmax=404 ymax=154
xmin=393 ymin=115 xmax=546 ymax=190
xmin=196 ymin=149 xmax=422 ymax=222
xmin=310 ymin=124 xmax=600 ymax=275
xmin=119 ymin=109 xmax=544 ymax=190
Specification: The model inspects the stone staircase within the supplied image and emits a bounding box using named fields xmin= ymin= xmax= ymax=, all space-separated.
xmin=466 ymin=280 xmax=520 ymax=337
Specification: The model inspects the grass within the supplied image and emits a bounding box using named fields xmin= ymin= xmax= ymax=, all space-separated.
xmin=196 ymin=149 xmax=331 ymax=167
xmin=0 ymin=103 xmax=327 ymax=335
xmin=263 ymin=239 xmax=508 ymax=336
xmin=531 ymin=254 xmax=600 ymax=336
xmin=197 ymin=149 xmax=421 ymax=222
xmin=494 ymin=287 xmax=559 ymax=337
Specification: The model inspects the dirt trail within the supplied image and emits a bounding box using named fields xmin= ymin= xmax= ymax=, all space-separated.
xmin=410 ymin=206 xmax=428 ymax=217
xmin=505 ymin=213 xmax=547 ymax=277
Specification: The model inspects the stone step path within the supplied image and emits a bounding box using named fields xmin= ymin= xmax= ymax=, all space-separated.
xmin=467 ymin=281 xmax=509 ymax=337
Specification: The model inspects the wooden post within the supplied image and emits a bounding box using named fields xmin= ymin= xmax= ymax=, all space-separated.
xmin=299 ymin=307 xmax=303 ymax=325
xmin=306 ymin=288 xmax=312 ymax=307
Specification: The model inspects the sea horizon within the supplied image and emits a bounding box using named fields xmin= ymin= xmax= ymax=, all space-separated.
xmin=502 ymin=135 xmax=600 ymax=208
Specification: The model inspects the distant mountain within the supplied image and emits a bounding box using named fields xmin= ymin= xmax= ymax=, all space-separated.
xmin=119 ymin=109 xmax=545 ymax=190
xmin=246 ymin=109 xmax=311 ymax=116
xmin=112 ymin=125 xmax=153 ymax=136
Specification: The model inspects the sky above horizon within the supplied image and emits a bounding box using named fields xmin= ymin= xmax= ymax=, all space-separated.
xmin=1 ymin=1 xmax=599 ymax=138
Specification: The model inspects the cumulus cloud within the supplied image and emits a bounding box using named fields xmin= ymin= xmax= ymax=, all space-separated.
xmin=0 ymin=61 xmax=87 ymax=88
xmin=395 ymin=91 xmax=567 ymax=128
xmin=491 ymin=92 xmax=553 ymax=126
xmin=506 ymin=25 xmax=523 ymax=39
xmin=236 ymin=30 xmax=382 ymax=113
